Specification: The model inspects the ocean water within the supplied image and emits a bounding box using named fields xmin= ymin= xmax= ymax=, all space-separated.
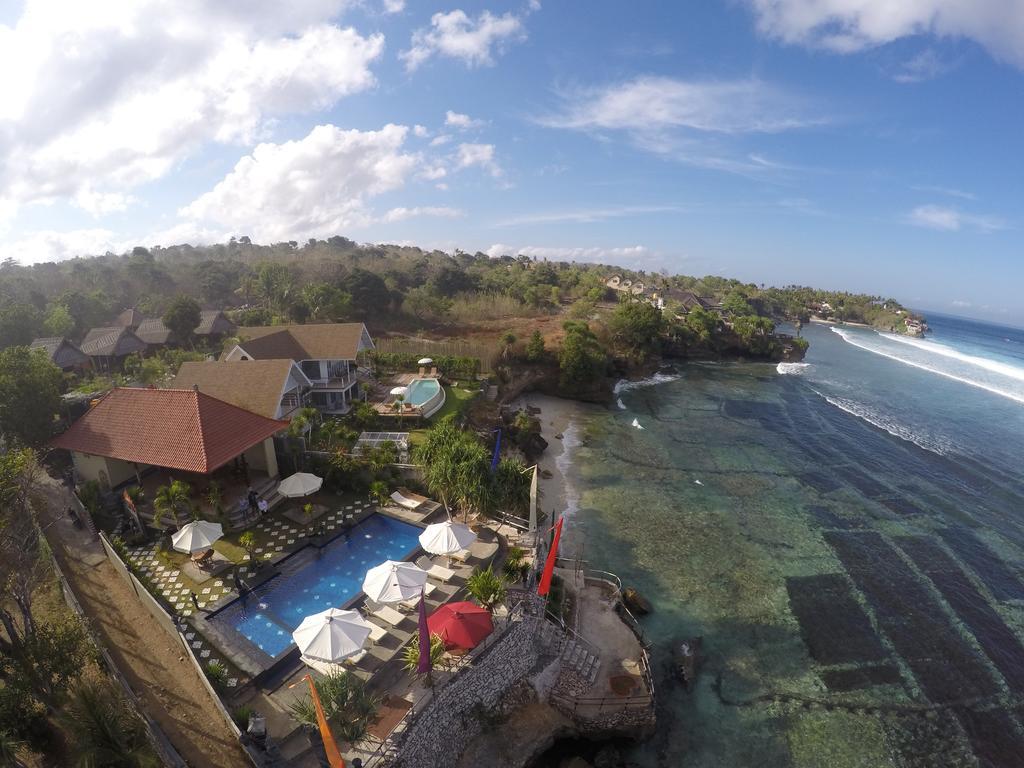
xmin=562 ymin=316 xmax=1024 ymax=767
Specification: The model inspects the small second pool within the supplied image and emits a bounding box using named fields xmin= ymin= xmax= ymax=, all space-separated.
xmin=207 ymin=514 xmax=421 ymax=658
xmin=405 ymin=377 xmax=440 ymax=406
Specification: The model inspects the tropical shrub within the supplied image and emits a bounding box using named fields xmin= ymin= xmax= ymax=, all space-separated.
xmin=288 ymin=670 xmax=379 ymax=744
xmin=466 ymin=566 xmax=506 ymax=612
xmin=60 ymin=678 xmax=158 ymax=767
xmin=402 ymin=633 xmax=446 ymax=679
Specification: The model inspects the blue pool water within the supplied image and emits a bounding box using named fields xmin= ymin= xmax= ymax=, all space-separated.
xmin=208 ymin=514 xmax=421 ymax=658
xmin=405 ymin=377 xmax=440 ymax=406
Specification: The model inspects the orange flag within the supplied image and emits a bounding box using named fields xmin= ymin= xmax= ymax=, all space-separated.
xmin=296 ymin=673 xmax=345 ymax=768
xmin=538 ymin=518 xmax=563 ymax=596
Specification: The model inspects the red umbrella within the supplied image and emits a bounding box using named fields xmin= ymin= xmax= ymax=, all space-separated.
xmin=427 ymin=602 xmax=494 ymax=650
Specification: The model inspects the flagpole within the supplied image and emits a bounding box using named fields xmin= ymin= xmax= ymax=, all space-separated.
xmin=289 ymin=673 xmax=345 ymax=768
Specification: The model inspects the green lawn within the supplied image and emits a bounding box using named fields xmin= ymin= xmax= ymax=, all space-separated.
xmin=409 ymin=385 xmax=480 ymax=447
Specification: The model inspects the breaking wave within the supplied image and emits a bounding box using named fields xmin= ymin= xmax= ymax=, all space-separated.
xmin=811 ymin=389 xmax=952 ymax=456
xmin=830 ymin=327 xmax=1024 ymax=406
xmin=776 ymin=362 xmax=810 ymax=376
xmin=613 ymin=371 xmax=681 ymax=396
xmin=555 ymin=420 xmax=582 ymax=523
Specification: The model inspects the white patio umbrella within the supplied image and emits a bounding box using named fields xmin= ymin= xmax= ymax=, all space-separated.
xmin=277 ymin=472 xmax=323 ymax=498
xmin=419 ymin=520 xmax=477 ymax=556
xmin=389 ymin=386 xmax=408 ymax=396
xmin=292 ymin=608 xmax=371 ymax=663
xmin=362 ymin=560 xmax=428 ymax=603
xmin=417 ymin=357 xmax=433 ymax=366
xmin=171 ymin=520 xmax=223 ymax=554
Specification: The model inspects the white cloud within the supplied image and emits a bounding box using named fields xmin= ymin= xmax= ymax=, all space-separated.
xmin=540 ymin=76 xmax=823 ymax=173
xmin=544 ymin=76 xmax=821 ymax=135
xmin=891 ymin=48 xmax=959 ymax=83
xmin=911 ymin=185 xmax=976 ymax=200
xmin=177 ymin=124 xmax=419 ymax=242
xmin=381 ymin=206 xmax=464 ymax=222
xmin=420 ymin=165 xmax=448 ymax=181
xmin=430 ymin=134 xmax=454 ymax=147
xmin=951 ymin=299 xmax=973 ymax=308
xmin=445 ymin=110 xmax=485 ymax=129
xmin=0 ymin=0 xmax=383 ymax=225
xmin=400 ymin=8 xmax=528 ymax=71
xmin=0 ymin=228 xmax=127 ymax=265
xmin=413 ymin=124 xmax=430 ymax=138
xmin=497 ymin=205 xmax=685 ymax=226
xmin=746 ymin=0 xmax=1024 ymax=67
xmin=382 ymin=0 xmax=405 ymax=12
xmin=906 ymin=204 xmax=1007 ymax=233
xmin=455 ymin=143 xmax=502 ymax=176
xmin=485 ymin=243 xmax=650 ymax=264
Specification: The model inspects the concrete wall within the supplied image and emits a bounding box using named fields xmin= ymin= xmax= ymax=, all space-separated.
xmin=72 ymin=451 xmax=136 ymax=489
xmin=241 ymin=437 xmax=278 ymax=477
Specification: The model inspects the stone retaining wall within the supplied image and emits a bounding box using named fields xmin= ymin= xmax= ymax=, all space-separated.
xmin=392 ymin=618 xmax=543 ymax=768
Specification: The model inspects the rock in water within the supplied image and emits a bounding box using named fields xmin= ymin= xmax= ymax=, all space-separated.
xmin=622 ymin=587 xmax=652 ymax=615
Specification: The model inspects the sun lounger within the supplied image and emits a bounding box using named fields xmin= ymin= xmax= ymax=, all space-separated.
xmin=301 ymin=652 xmax=365 ymax=675
xmin=390 ymin=490 xmax=423 ymax=510
xmin=400 ymin=582 xmax=437 ymax=610
xmin=365 ymin=620 xmax=387 ymax=643
xmin=365 ymin=599 xmax=406 ymax=627
xmin=448 ymin=549 xmax=472 ymax=563
xmin=416 ymin=556 xmax=455 ymax=582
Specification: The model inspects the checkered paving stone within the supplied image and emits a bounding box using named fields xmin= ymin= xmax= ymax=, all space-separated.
xmin=119 ymin=544 xmax=249 ymax=690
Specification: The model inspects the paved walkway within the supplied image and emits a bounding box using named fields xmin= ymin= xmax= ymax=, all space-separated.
xmin=37 ymin=477 xmax=250 ymax=768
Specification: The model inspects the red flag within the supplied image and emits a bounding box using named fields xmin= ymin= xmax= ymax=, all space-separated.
xmin=537 ymin=518 xmax=563 ymax=596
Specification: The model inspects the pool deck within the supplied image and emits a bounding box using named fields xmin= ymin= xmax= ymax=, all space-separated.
xmin=234 ymin=520 xmax=500 ymax=766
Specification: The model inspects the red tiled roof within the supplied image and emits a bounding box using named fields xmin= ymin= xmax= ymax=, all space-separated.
xmin=50 ymin=387 xmax=288 ymax=474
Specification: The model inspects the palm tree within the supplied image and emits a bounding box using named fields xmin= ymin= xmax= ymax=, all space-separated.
xmin=153 ymin=480 xmax=192 ymax=530
xmin=60 ymin=679 xmax=159 ymax=767
xmin=368 ymin=480 xmax=389 ymax=507
xmin=392 ymin=393 xmax=405 ymax=416
xmin=402 ymin=633 xmax=446 ymax=681
xmin=238 ymin=531 xmax=257 ymax=565
xmin=0 ymin=730 xmax=26 ymax=768
xmin=288 ymin=670 xmax=379 ymax=745
xmin=466 ymin=566 xmax=506 ymax=613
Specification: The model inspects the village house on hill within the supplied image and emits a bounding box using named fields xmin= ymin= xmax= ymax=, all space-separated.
xmin=29 ymin=336 xmax=91 ymax=373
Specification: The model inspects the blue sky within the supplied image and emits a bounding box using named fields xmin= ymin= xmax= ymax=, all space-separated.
xmin=1 ymin=1 xmax=1022 ymax=323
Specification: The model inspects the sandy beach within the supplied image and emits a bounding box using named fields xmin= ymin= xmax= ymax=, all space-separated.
xmin=510 ymin=392 xmax=591 ymax=552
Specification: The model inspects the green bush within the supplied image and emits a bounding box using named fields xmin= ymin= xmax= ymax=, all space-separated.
xmin=205 ymin=660 xmax=228 ymax=689
xmin=231 ymin=705 xmax=254 ymax=731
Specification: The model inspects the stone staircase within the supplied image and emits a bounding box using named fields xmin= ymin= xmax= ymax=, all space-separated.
xmin=538 ymin=619 xmax=600 ymax=688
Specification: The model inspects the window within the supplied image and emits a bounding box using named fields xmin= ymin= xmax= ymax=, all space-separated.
xmin=301 ymin=360 xmax=321 ymax=380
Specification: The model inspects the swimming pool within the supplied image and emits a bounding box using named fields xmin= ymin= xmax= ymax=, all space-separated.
xmin=405 ymin=377 xmax=440 ymax=406
xmin=405 ymin=377 xmax=445 ymax=416
xmin=207 ymin=514 xmax=422 ymax=659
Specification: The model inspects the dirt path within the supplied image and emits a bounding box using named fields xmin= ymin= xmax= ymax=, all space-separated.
xmin=38 ymin=477 xmax=249 ymax=768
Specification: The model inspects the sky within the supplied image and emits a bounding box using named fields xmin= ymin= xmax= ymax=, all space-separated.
xmin=0 ymin=0 xmax=1022 ymax=324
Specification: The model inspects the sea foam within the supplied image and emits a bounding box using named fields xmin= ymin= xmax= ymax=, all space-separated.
xmin=776 ymin=362 xmax=810 ymax=375
xmin=830 ymin=326 xmax=1024 ymax=405
xmin=811 ymin=389 xmax=951 ymax=456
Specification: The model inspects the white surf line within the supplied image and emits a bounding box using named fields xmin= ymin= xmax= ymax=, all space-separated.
xmin=831 ymin=328 xmax=1024 ymax=406
xmin=883 ymin=332 xmax=1024 ymax=384
xmin=811 ymin=388 xmax=950 ymax=456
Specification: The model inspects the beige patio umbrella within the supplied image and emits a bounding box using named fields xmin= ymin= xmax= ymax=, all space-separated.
xmin=292 ymin=608 xmax=372 ymax=662
xmin=362 ymin=560 xmax=428 ymax=604
xmin=277 ymin=472 xmax=323 ymax=498
xmin=171 ymin=520 xmax=223 ymax=553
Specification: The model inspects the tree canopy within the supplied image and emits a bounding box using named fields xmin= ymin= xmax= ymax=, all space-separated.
xmin=162 ymin=295 xmax=201 ymax=345
xmin=0 ymin=348 xmax=62 ymax=447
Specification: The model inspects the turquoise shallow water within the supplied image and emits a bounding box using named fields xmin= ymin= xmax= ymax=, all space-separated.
xmin=561 ymin=319 xmax=1024 ymax=768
